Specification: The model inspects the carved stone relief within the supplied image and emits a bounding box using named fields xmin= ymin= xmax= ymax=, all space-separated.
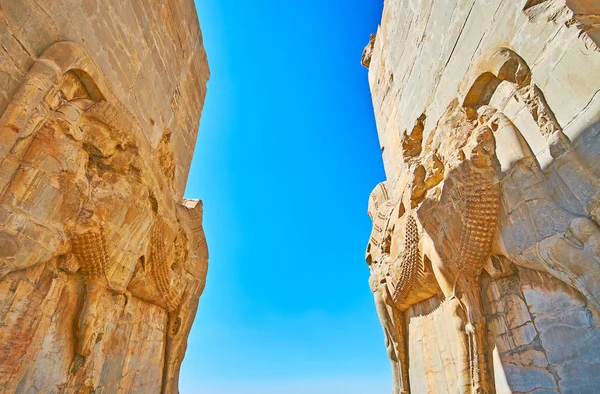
xmin=0 ymin=41 xmax=207 ymax=393
xmin=366 ymin=44 xmax=600 ymax=393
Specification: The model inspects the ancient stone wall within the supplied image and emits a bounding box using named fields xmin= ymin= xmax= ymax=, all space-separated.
xmin=364 ymin=1 xmax=600 ymax=393
xmin=0 ymin=1 xmax=209 ymax=393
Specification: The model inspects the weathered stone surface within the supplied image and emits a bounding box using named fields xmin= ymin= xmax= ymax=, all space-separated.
xmin=364 ymin=1 xmax=600 ymax=393
xmin=0 ymin=1 xmax=209 ymax=393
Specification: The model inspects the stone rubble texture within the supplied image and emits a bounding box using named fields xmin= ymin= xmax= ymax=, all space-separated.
xmin=364 ymin=1 xmax=600 ymax=393
xmin=0 ymin=1 xmax=209 ymax=393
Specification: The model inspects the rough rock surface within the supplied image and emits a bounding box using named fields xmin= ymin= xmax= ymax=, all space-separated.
xmin=364 ymin=1 xmax=600 ymax=393
xmin=0 ymin=1 xmax=209 ymax=393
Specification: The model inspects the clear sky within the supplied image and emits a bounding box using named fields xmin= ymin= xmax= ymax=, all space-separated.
xmin=182 ymin=1 xmax=388 ymax=393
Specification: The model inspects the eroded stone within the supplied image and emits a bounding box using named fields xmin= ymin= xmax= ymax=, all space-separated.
xmin=0 ymin=1 xmax=209 ymax=393
xmin=365 ymin=1 xmax=600 ymax=393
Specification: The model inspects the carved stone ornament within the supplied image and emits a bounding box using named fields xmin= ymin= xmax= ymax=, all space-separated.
xmin=365 ymin=2 xmax=600 ymax=391
xmin=0 ymin=41 xmax=208 ymax=393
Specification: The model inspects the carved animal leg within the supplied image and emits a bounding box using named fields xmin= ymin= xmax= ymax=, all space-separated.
xmin=431 ymin=259 xmax=472 ymax=393
xmin=162 ymin=310 xmax=183 ymax=394
xmin=459 ymin=276 xmax=490 ymax=394
xmin=386 ymin=326 xmax=403 ymax=394
xmin=374 ymin=289 xmax=409 ymax=394
xmin=471 ymin=318 xmax=490 ymax=394
xmin=466 ymin=319 xmax=490 ymax=394
xmin=77 ymin=278 xmax=103 ymax=357
xmin=395 ymin=310 xmax=410 ymax=394
xmin=388 ymin=306 xmax=410 ymax=394
xmin=448 ymin=296 xmax=471 ymax=394
xmin=71 ymin=229 xmax=109 ymax=359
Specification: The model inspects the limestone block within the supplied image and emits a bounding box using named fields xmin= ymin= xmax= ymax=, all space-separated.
xmin=0 ymin=1 xmax=209 ymax=392
xmin=365 ymin=1 xmax=600 ymax=393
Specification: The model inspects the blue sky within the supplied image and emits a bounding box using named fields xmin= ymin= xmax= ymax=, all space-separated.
xmin=182 ymin=1 xmax=388 ymax=393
